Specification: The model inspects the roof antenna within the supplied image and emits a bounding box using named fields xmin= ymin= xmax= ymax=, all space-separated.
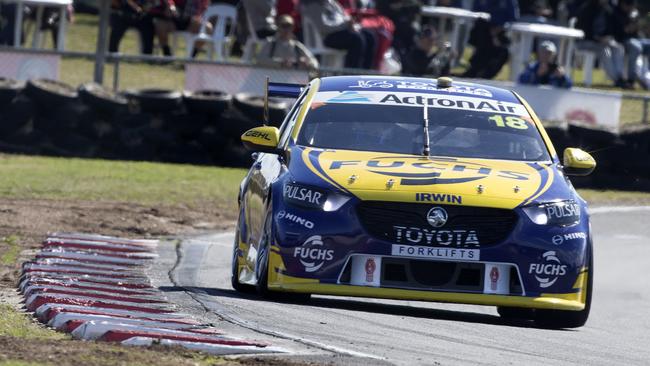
xmin=422 ymin=104 xmax=430 ymax=156
xmin=263 ymin=76 xmax=270 ymax=125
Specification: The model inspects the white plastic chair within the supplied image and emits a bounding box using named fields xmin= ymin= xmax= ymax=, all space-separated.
xmin=241 ymin=11 xmax=260 ymax=62
xmin=569 ymin=17 xmax=597 ymax=86
xmin=301 ymin=15 xmax=345 ymax=69
xmin=182 ymin=4 xmax=237 ymax=60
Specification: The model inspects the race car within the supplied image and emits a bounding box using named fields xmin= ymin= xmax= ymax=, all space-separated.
xmin=232 ymin=76 xmax=596 ymax=329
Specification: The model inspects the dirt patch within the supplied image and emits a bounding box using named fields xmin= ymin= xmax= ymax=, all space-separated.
xmin=0 ymin=335 xmax=239 ymax=366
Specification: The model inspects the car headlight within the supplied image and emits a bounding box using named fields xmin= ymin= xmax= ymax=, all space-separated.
xmin=522 ymin=200 xmax=581 ymax=226
xmin=283 ymin=182 xmax=350 ymax=211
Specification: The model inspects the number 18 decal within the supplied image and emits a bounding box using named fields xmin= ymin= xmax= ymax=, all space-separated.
xmin=488 ymin=115 xmax=529 ymax=130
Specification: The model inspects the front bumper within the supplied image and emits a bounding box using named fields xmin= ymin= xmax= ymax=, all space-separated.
xmin=267 ymin=249 xmax=589 ymax=311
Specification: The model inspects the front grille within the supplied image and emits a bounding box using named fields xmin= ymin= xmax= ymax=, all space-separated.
xmin=357 ymin=201 xmax=518 ymax=246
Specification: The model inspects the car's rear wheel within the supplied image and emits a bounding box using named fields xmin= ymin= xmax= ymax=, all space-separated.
xmin=231 ymin=226 xmax=255 ymax=293
xmin=534 ymin=244 xmax=593 ymax=329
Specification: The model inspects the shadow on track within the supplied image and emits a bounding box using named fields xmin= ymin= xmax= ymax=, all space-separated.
xmin=159 ymin=285 xmax=572 ymax=331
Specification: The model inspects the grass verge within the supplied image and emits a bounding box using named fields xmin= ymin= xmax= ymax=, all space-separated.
xmin=0 ymin=154 xmax=246 ymax=211
xmin=0 ymin=237 xmax=20 ymax=266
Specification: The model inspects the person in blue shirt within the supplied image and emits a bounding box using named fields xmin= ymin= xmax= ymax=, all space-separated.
xmin=518 ymin=40 xmax=573 ymax=88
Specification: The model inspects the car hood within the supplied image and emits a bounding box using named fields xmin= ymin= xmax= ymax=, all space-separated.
xmin=292 ymin=146 xmax=561 ymax=210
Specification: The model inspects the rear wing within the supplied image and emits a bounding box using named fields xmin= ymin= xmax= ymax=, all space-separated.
xmin=263 ymin=78 xmax=305 ymax=124
xmin=267 ymin=81 xmax=304 ymax=98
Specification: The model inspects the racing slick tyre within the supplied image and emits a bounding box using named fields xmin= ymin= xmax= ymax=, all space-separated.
xmin=183 ymin=89 xmax=232 ymax=118
xmin=534 ymin=244 xmax=593 ymax=329
xmin=0 ymin=77 xmax=23 ymax=106
xmin=78 ymin=82 xmax=128 ymax=114
xmin=232 ymin=93 xmax=289 ymax=126
xmin=231 ymin=226 xmax=256 ymax=293
xmin=124 ymin=89 xmax=183 ymax=114
xmin=25 ymin=79 xmax=78 ymax=108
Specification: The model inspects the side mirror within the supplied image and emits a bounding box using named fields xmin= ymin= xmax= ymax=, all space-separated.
xmin=241 ymin=126 xmax=281 ymax=153
xmin=563 ymin=148 xmax=596 ymax=176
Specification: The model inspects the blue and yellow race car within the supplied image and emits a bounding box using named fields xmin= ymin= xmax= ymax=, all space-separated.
xmin=232 ymin=76 xmax=596 ymax=328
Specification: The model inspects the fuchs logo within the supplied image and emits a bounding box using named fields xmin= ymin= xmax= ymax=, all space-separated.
xmin=529 ymin=251 xmax=567 ymax=288
xmin=426 ymin=207 xmax=448 ymax=228
xmin=293 ymin=235 xmax=334 ymax=273
xmin=394 ymin=226 xmax=479 ymax=247
xmin=329 ymin=158 xmax=529 ymax=186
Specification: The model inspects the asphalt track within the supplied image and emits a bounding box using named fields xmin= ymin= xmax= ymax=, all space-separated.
xmin=151 ymin=207 xmax=650 ymax=365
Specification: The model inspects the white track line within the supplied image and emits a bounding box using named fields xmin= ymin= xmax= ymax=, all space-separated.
xmin=590 ymin=206 xmax=650 ymax=214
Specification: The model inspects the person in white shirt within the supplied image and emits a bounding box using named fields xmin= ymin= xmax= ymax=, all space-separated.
xmin=255 ymin=15 xmax=319 ymax=69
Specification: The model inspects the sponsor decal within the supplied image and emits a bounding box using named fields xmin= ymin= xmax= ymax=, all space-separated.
xmin=314 ymin=91 xmax=527 ymax=115
xmin=293 ymin=235 xmax=334 ymax=273
xmin=552 ymin=231 xmax=586 ymax=245
xmin=283 ymin=183 xmax=326 ymax=207
xmin=393 ymin=226 xmax=479 ymax=247
xmin=329 ymin=159 xmax=529 ymax=186
xmin=365 ymin=258 xmax=376 ymax=282
xmin=490 ymin=267 xmax=499 ymax=291
xmin=351 ymin=80 xmax=494 ymax=97
xmin=416 ymin=193 xmax=462 ymax=204
xmin=243 ymin=130 xmax=272 ymax=141
xmin=392 ymin=244 xmax=479 ymax=261
xmin=326 ymin=91 xmax=372 ymax=103
xmin=546 ymin=201 xmax=580 ymax=222
xmin=529 ymin=251 xmax=567 ymax=288
xmin=426 ymin=207 xmax=448 ymax=228
xmin=276 ymin=210 xmax=314 ymax=229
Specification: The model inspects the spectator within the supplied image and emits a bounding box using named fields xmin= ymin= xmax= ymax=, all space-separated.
xmin=154 ymin=0 xmax=209 ymax=56
xmin=519 ymin=0 xmax=553 ymax=23
xmin=109 ymin=0 xmax=157 ymax=54
xmin=402 ymin=27 xmax=454 ymax=77
xmin=301 ymin=0 xmax=376 ymax=69
xmin=241 ymin=0 xmax=277 ymax=39
xmin=337 ymin=0 xmax=395 ymax=69
xmin=375 ymin=0 xmax=421 ymax=61
xmin=463 ymin=0 xmax=519 ymax=79
xmin=518 ymin=40 xmax=572 ymax=88
xmin=613 ymin=0 xmax=650 ymax=89
xmin=0 ymin=4 xmax=20 ymax=46
xmin=575 ymin=0 xmax=627 ymax=88
xmin=255 ymin=15 xmax=319 ymax=69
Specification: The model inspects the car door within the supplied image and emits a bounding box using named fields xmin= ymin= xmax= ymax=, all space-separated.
xmin=242 ymin=87 xmax=311 ymax=272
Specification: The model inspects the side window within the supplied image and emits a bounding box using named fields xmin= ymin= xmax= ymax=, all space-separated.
xmin=279 ymin=88 xmax=309 ymax=148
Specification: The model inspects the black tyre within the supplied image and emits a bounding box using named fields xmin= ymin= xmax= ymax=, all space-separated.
xmin=220 ymin=106 xmax=258 ymax=140
xmin=24 ymin=79 xmax=78 ymax=108
xmin=534 ymin=243 xmax=593 ymax=329
xmin=183 ymin=89 xmax=232 ymax=118
xmin=231 ymin=225 xmax=256 ymax=293
xmin=78 ymin=82 xmax=128 ymax=114
xmin=124 ymin=89 xmax=183 ymax=114
xmin=0 ymin=94 xmax=34 ymax=137
xmin=233 ymin=93 xmax=289 ymax=127
xmin=0 ymin=77 xmax=23 ymax=106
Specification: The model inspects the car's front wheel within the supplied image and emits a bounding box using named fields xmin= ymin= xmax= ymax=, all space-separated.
xmin=231 ymin=226 xmax=255 ymax=293
xmin=534 ymin=249 xmax=593 ymax=329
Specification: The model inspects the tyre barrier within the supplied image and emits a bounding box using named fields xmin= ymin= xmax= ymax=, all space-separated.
xmin=18 ymin=233 xmax=284 ymax=355
xmin=0 ymin=79 xmax=649 ymax=190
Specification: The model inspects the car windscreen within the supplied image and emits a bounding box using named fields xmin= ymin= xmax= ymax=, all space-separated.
xmin=296 ymin=98 xmax=550 ymax=161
